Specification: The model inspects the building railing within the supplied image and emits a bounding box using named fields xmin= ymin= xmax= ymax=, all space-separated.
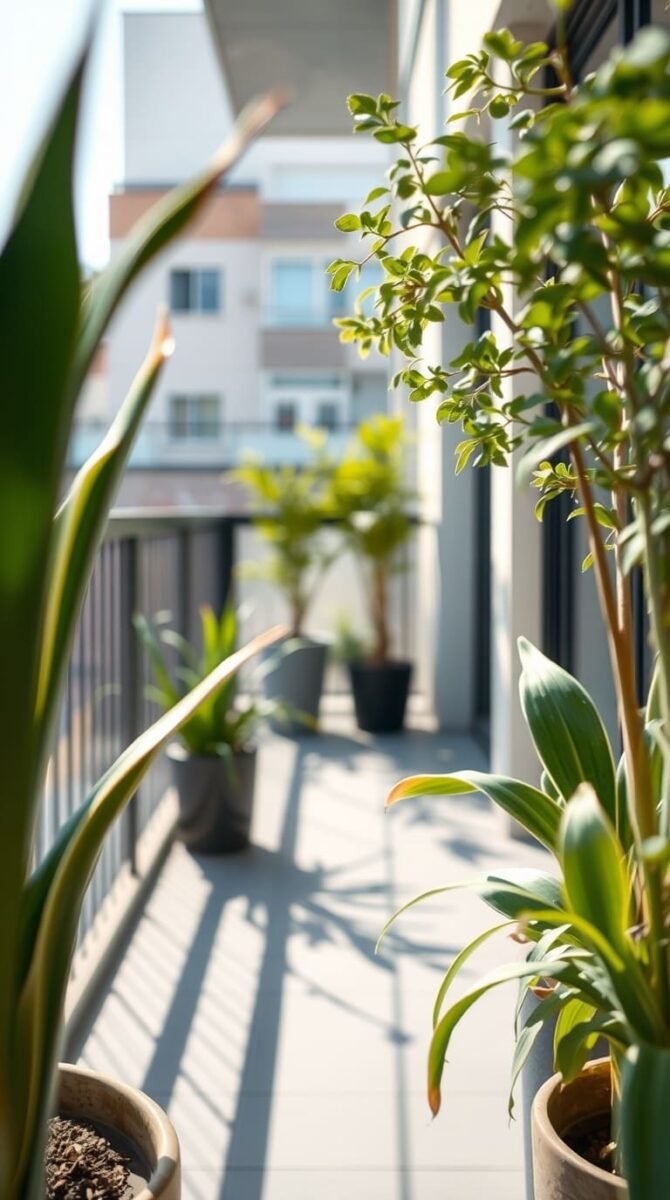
xmin=51 ymin=510 xmax=417 ymax=1030
xmin=67 ymin=421 xmax=359 ymax=471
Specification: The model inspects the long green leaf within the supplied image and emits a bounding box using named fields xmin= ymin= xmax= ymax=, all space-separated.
xmin=71 ymin=91 xmax=284 ymax=395
xmin=427 ymin=956 xmax=573 ymax=1115
xmin=16 ymin=624 xmax=287 ymax=1192
xmin=0 ymin=47 xmax=84 ymax=1188
xmin=518 ymin=637 xmax=616 ymax=822
xmin=560 ymin=786 xmax=632 ymax=958
xmin=387 ymin=770 xmax=562 ymax=852
xmin=620 ymin=1042 xmax=670 ymax=1200
xmin=432 ymin=922 xmax=513 ymax=1028
xmin=35 ymin=316 xmax=172 ymax=781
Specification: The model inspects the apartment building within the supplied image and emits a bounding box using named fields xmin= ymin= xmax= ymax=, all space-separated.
xmin=73 ymin=10 xmax=391 ymax=506
xmin=204 ymin=0 xmax=669 ymax=761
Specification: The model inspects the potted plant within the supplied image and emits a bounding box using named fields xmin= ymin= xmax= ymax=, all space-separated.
xmin=332 ymin=21 xmax=670 ymax=1200
xmin=233 ymin=432 xmax=335 ymax=734
xmin=330 ymin=414 xmax=414 ymax=732
xmin=136 ymin=603 xmax=274 ymax=853
xmin=0 ymin=33 xmax=283 ymax=1200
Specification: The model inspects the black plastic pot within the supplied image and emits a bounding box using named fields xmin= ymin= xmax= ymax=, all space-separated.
xmin=348 ymin=660 xmax=412 ymax=733
xmin=262 ymin=637 xmax=327 ymax=736
xmin=167 ymin=743 xmax=256 ymax=853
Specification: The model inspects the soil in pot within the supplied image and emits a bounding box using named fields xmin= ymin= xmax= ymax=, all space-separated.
xmin=47 ymin=1115 xmax=151 ymax=1200
xmin=564 ymin=1113 xmax=617 ymax=1176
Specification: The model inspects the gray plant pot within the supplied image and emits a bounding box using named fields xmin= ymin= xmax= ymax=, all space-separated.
xmin=262 ymin=637 xmax=327 ymax=736
xmin=167 ymin=743 xmax=256 ymax=853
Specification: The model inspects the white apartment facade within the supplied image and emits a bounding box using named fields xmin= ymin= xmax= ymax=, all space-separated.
xmin=74 ymin=11 xmax=391 ymax=506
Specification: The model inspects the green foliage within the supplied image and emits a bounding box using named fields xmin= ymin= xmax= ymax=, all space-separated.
xmin=330 ymin=414 xmax=414 ymax=661
xmin=0 ymin=33 xmax=281 ymax=1200
xmin=338 ymin=24 xmax=670 ymax=1193
xmin=135 ymin=605 xmax=274 ymax=757
xmin=232 ymin=430 xmax=336 ymax=636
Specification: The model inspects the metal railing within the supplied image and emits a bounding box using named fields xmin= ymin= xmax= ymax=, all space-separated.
xmin=67 ymin=421 xmax=359 ymax=471
xmin=43 ymin=510 xmax=417 ymax=1008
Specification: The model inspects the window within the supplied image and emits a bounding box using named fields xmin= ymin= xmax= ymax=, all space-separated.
xmin=169 ymin=269 xmax=221 ymax=314
xmin=269 ymin=258 xmax=361 ymax=327
xmin=316 ymin=401 xmax=339 ymax=431
xmin=270 ymin=261 xmax=314 ymax=326
xmin=168 ymin=395 xmax=221 ymax=440
xmin=275 ymin=402 xmax=297 ymax=431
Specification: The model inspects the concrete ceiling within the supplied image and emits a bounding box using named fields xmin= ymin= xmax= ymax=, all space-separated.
xmin=204 ymin=0 xmax=396 ymax=136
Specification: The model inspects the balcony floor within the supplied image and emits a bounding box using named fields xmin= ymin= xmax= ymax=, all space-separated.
xmin=74 ymin=707 xmax=549 ymax=1200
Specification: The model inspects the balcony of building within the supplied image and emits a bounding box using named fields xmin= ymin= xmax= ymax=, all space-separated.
xmin=53 ymin=510 xmax=547 ymax=1200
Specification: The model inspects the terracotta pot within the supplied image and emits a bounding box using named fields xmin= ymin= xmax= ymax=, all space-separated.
xmin=58 ymin=1063 xmax=180 ymax=1199
xmin=532 ymin=1058 xmax=627 ymax=1199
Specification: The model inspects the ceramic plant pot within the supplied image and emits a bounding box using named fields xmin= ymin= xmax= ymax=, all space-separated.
xmin=532 ymin=1058 xmax=627 ymax=1200
xmin=348 ymin=660 xmax=412 ymax=733
xmin=262 ymin=637 xmax=327 ymax=735
xmin=168 ymin=743 xmax=256 ymax=853
xmin=58 ymin=1062 xmax=180 ymax=1199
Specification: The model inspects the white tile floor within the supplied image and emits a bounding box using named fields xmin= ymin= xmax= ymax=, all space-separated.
xmin=75 ymin=710 xmax=549 ymax=1200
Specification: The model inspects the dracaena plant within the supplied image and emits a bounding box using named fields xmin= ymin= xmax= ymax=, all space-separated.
xmin=332 ymin=21 xmax=670 ymax=1198
xmin=0 ymin=35 xmax=284 ymax=1200
xmin=329 ymin=414 xmax=414 ymax=663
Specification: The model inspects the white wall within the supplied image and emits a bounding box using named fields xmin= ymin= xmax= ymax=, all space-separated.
xmin=107 ymin=235 xmax=261 ymax=434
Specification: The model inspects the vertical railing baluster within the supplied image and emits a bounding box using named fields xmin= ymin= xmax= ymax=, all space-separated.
xmin=120 ymin=538 xmax=141 ymax=875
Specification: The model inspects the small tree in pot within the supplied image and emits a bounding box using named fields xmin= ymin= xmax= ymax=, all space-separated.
xmin=0 ymin=30 xmax=283 ymax=1200
xmin=136 ymin=604 xmax=277 ymax=853
xmin=332 ymin=19 xmax=670 ymax=1200
xmin=331 ymin=414 xmax=415 ymax=732
xmin=233 ymin=433 xmax=336 ymax=733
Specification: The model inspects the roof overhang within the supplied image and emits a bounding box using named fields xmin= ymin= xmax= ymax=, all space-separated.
xmin=204 ymin=0 xmax=397 ymax=136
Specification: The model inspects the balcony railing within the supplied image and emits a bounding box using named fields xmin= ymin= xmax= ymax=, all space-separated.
xmin=53 ymin=510 xmax=417 ymax=1034
xmin=67 ymin=421 xmax=357 ymax=470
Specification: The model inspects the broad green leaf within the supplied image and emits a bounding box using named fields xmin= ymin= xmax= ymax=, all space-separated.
xmin=553 ymin=997 xmax=597 ymax=1080
xmin=518 ymin=637 xmax=616 ymax=822
xmin=15 ymin=625 xmax=287 ymax=1189
xmin=0 ymin=46 xmax=84 ymax=1175
xmin=72 ymin=91 xmax=284 ymax=395
xmin=560 ymin=786 xmax=631 ymax=956
xmin=427 ymin=956 xmax=573 ymax=1115
xmin=620 ymin=1042 xmax=670 ymax=1200
xmin=387 ymin=771 xmax=562 ymax=853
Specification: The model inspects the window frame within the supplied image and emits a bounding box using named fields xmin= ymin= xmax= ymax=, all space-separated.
xmin=168 ymin=268 xmax=223 ymax=315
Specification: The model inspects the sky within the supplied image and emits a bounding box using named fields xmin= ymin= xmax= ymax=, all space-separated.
xmin=2 ymin=0 xmax=203 ymax=269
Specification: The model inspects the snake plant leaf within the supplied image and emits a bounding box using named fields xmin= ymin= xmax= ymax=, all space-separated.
xmin=15 ymin=625 xmax=287 ymax=1194
xmin=386 ymin=770 xmax=562 ymax=853
xmin=71 ymin=91 xmax=285 ymax=395
xmin=518 ymin=637 xmax=616 ymax=822
xmin=0 ymin=46 xmax=84 ymax=1170
xmin=620 ymin=1042 xmax=670 ymax=1200
xmin=427 ymin=956 xmax=573 ymax=1116
xmin=35 ymin=314 xmax=173 ymax=781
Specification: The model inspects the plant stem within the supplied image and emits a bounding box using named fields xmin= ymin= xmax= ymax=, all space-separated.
xmin=370 ymin=563 xmax=390 ymax=662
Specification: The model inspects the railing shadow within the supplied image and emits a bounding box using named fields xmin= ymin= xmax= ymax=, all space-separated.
xmin=132 ymin=731 xmax=465 ymax=1200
